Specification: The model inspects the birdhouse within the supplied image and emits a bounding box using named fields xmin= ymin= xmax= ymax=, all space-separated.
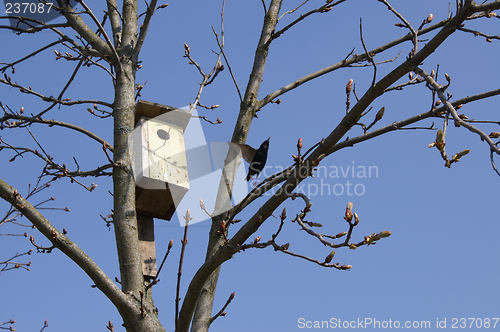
xmin=134 ymin=100 xmax=191 ymax=221
xmin=133 ymin=100 xmax=191 ymax=278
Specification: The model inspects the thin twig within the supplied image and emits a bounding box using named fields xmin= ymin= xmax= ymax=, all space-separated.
xmin=192 ymin=115 xmax=222 ymax=125
xmin=269 ymin=0 xmax=347 ymax=45
xmin=135 ymin=0 xmax=159 ymax=57
xmin=212 ymin=1 xmax=242 ymax=102
xmin=145 ymin=239 xmax=173 ymax=291
xmin=38 ymin=57 xmax=85 ymax=117
xmin=458 ymin=26 xmax=500 ymax=42
xmin=175 ymin=210 xmax=192 ymax=332
xmin=359 ymin=18 xmax=377 ymax=88
xmin=210 ymin=292 xmax=235 ymax=323
xmin=491 ymin=150 xmax=500 ymax=176
xmin=0 ymin=17 xmax=69 ymax=34
xmin=0 ymin=112 xmax=114 ymax=151
xmin=378 ymin=0 xmax=418 ymax=54
xmin=0 ymin=40 xmax=63 ymax=73
xmin=278 ymin=0 xmax=309 ymax=21
xmin=0 ymin=77 xmax=113 ymax=108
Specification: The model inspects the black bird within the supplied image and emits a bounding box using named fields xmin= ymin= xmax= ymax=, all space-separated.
xmin=245 ymin=137 xmax=270 ymax=181
xmin=228 ymin=137 xmax=270 ymax=181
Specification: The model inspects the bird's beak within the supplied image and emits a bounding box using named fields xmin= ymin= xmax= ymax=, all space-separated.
xmin=268 ymin=136 xmax=271 ymax=141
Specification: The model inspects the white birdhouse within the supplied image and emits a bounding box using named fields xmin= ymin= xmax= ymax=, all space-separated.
xmin=134 ymin=100 xmax=191 ymax=221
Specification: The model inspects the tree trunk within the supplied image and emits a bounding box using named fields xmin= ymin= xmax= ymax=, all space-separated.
xmin=111 ymin=1 xmax=165 ymax=330
xmin=189 ymin=2 xmax=283 ymax=331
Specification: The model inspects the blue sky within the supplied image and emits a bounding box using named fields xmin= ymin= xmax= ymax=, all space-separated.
xmin=1 ymin=1 xmax=499 ymax=331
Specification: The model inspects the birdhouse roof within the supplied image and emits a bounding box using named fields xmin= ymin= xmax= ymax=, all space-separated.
xmin=135 ymin=99 xmax=192 ymax=131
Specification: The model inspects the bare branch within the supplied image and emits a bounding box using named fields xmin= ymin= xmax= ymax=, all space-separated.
xmin=56 ymin=1 xmax=114 ymax=62
xmin=135 ymin=0 xmax=159 ymax=57
xmin=458 ymin=26 xmax=500 ymax=42
xmin=193 ymin=115 xmax=222 ymax=125
xmin=384 ymin=72 xmax=424 ymax=92
xmin=145 ymin=239 xmax=173 ymax=291
xmin=0 ymin=250 xmax=32 ymax=273
xmin=0 ymin=140 xmax=109 ymax=190
xmin=491 ymin=150 xmax=500 ymax=176
xmin=176 ymin=210 xmax=192 ymax=332
xmin=77 ymin=0 xmax=121 ymax=66
xmin=378 ymin=0 xmax=418 ymax=54
xmin=258 ymin=18 xmax=449 ymax=108
xmin=348 ymin=52 xmax=400 ymax=68
xmin=0 ymin=177 xmax=132 ymax=312
xmin=269 ymin=0 xmax=347 ymax=44
xmin=0 ymin=40 xmax=64 ymax=73
xmin=359 ymin=18 xmax=377 ymax=88
xmin=0 ymin=16 xmax=69 ymax=33
xmin=37 ymin=57 xmax=85 ymax=117
xmin=0 ymin=77 xmax=113 ymax=108
xmin=325 ymin=87 xmax=500 ymax=156
xmin=183 ymin=41 xmax=224 ymax=107
xmin=106 ymin=0 xmax=122 ymax=47
xmin=212 ymin=1 xmax=243 ymax=102
xmin=210 ymin=292 xmax=235 ymax=323
xmin=0 ymin=111 xmax=114 ymax=152
xmin=278 ymin=0 xmax=309 ymax=21
xmin=413 ymin=66 xmax=500 ymax=157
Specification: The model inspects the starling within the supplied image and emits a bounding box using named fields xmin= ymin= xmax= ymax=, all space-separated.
xmin=228 ymin=137 xmax=270 ymax=181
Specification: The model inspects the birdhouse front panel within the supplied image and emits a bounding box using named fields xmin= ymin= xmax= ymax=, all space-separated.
xmin=145 ymin=117 xmax=189 ymax=188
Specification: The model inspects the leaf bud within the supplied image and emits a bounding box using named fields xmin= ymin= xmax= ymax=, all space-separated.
xmin=336 ymin=232 xmax=347 ymax=238
xmin=324 ymin=250 xmax=336 ymax=263
xmin=375 ymin=107 xmax=385 ymax=121
xmin=312 ymin=154 xmax=325 ymax=166
xmin=345 ymin=202 xmax=353 ymax=222
xmin=378 ymin=231 xmax=392 ymax=238
xmin=280 ymin=207 xmax=287 ymax=220
xmin=346 ymin=78 xmax=353 ymax=94
xmin=458 ymin=149 xmax=470 ymax=157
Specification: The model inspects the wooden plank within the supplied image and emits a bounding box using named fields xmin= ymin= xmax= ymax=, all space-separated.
xmin=137 ymin=214 xmax=157 ymax=278
xmin=135 ymin=99 xmax=175 ymax=125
